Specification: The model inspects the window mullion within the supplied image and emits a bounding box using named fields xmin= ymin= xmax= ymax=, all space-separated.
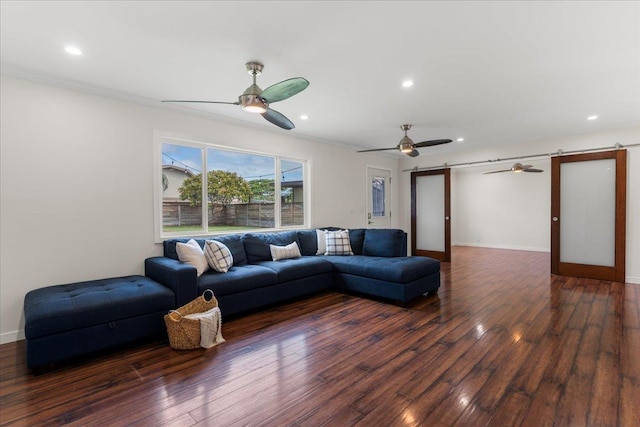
xmin=201 ymin=148 xmax=208 ymax=234
xmin=274 ymin=158 xmax=281 ymax=229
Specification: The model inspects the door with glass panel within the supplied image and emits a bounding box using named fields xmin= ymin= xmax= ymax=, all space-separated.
xmin=411 ymin=169 xmax=451 ymax=262
xmin=551 ymin=150 xmax=626 ymax=282
xmin=367 ymin=167 xmax=392 ymax=228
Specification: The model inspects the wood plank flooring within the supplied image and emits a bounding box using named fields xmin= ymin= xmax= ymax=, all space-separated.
xmin=1 ymin=246 xmax=638 ymax=426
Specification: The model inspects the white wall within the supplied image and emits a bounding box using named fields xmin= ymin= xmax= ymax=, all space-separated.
xmin=398 ymin=126 xmax=640 ymax=283
xmin=0 ymin=75 xmax=400 ymax=343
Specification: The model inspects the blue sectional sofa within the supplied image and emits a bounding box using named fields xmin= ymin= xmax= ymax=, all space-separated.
xmin=24 ymin=228 xmax=439 ymax=370
xmin=145 ymin=228 xmax=441 ymax=317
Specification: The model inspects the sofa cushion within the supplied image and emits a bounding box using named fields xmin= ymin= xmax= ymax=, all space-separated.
xmin=24 ymin=276 xmax=175 ymax=339
xmin=212 ymin=234 xmax=248 ymax=266
xmin=363 ymin=229 xmax=406 ymax=257
xmin=297 ymin=229 xmax=318 ymax=256
xmin=243 ymin=231 xmax=299 ymax=264
xmin=325 ymin=255 xmax=440 ymax=283
xmin=197 ymin=265 xmax=278 ymax=297
xmin=348 ymin=229 xmax=366 ymax=255
xmin=164 ymin=235 xmax=248 ymax=266
xmin=256 ymin=257 xmax=334 ymax=282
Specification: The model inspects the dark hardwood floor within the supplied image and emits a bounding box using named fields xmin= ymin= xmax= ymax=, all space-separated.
xmin=1 ymin=246 xmax=638 ymax=426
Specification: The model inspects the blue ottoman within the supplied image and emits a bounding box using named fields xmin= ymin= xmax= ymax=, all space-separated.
xmin=24 ymin=275 xmax=175 ymax=369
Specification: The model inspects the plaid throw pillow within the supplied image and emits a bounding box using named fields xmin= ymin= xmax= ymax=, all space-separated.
xmin=324 ymin=230 xmax=353 ymax=256
xmin=204 ymin=240 xmax=234 ymax=273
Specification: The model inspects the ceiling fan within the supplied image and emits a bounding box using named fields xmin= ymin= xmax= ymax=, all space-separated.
xmin=162 ymin=61 xmax=309 ymax=130
xmin=484 ymin=163 xmax=544 ymax=174
xmin=357 ymin=124 xmax=452 ymax=157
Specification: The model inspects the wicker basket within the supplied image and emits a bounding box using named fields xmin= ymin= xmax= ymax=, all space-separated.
xmin=164 ymin=289 xmax=218 ymax=350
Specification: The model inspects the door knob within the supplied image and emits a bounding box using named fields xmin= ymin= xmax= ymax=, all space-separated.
xmin=552 ymin=217 xmax=558 ymax=221
xmin=445 ymin=216 xmax=450 ymax=220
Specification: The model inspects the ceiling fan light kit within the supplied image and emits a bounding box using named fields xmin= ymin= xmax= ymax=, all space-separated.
xmin=240 ymin=62 xmax=268 ymax=113
xmin=162 ymin=61 xmax=309 ymax=130
xmin=357 ymin=124 xmax=452 ymax=157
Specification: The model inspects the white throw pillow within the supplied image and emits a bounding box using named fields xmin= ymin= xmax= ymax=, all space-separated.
xmin=176 ymin=239 xmax=209 ymax=276
xmin=204 ymin=240 xmax=234 ymax=273
xmin=324 ymin=230 xmax=353 ymax=256
xmin=270 ymin=241 xmax=302 ymax=261
xmin=316 ymin=229 xmax=328 ymax=255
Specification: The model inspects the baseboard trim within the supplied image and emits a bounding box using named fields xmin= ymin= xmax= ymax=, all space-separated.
xmin=1 ymin=330 xmax=25 ymax=345
xmin=626 ymin=276 xmax=640 ymax=285
xmin=453 ymin=242 xmax=550 ymax=253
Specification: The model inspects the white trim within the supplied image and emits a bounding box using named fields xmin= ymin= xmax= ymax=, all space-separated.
xmin=453 ymin=242 xmax=550 ymax=253
xmin=1 ymin=329 xmax=24 ymax=345
xmin=626 ymin=276 xmax=640 ymax=284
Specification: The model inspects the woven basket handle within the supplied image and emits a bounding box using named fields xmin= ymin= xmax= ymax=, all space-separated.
xmin=202 ymin=289 xmax=215 ymax=302
xmin=168 ymin=309 xmax=182 ymax=318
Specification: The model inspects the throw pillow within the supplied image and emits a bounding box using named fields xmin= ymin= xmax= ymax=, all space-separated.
xmin=324 ymin=229 xmax=354 ymax=256
xmin=204 ymin=240 xmax=234 ymax=273
xmin=316 ymin=229 xmax=328 ymax=255
xmin=176 ymin=239 xmax=209 ymax=276
xmin=270 ymin=241 xmax=302 ymax=261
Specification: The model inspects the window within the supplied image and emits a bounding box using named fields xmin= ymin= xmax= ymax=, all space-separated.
xmin=372 ymin=177 xmax=385 ymax=217
xmin=156 ymin=136 xmax=307 ymax=238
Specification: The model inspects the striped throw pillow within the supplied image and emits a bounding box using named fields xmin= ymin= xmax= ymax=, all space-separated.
xmin=325 ymin=230 xmax=353 ymax=256
xmin=270 ymin=241 xmax=302 ymax=261
xmin=204 ymin=240 xmax=234 ymax=273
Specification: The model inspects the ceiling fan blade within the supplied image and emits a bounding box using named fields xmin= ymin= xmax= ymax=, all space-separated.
xmin=260 ymin=77 xmax=310 ymax=103
xmin=523 ymin=168 xmax=544 ymax=173
xmin=261 ymin=108 xmax=295 ymax=130
xmin=161 ymin=100 xmax=240 ymax=105
xmin=483 ymin=169 xmax=512 ymax=174
xmin=413 ymin=139 xmax=453 ymax=148
xmin=407 ymin=149 xmax=420 ymax=157
xmin=356 ymin=147 xmax=398 ymax=153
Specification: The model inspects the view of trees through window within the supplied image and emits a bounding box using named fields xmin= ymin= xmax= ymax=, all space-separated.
xmin=161 ymin=142 xmax=305 ymax=234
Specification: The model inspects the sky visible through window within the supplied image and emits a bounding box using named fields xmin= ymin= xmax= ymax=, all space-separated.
xmin=162 ymin=144 xmax=302 ymax=181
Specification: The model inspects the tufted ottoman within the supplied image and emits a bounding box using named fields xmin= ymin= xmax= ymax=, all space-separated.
xmin=24 ymin=275 xmax=175 ymax=370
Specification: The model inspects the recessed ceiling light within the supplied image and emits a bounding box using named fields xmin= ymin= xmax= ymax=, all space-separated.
xmin=587 ymin=115 xmax=598 ymax=120
xmin=402 ymin=80 xmax=414 ymax=88
xmin=64 ymin=46 xmax=82 ymax=56
xmin=456 ymin=138 xmax=464 ymax=143
xmin=300 ymin=114 xmax=309 ymax=120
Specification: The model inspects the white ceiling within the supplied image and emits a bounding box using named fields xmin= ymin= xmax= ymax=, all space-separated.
xmin=1 ymin=1 xmax=638 ymax=156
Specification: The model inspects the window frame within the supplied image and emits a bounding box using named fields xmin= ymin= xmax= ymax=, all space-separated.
xmin=153 ymin=131 xmax=310 ymax=242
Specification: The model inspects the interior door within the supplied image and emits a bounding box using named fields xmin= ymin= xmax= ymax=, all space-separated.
xmin=367 ymin=167 xmax=392 ymax=228
xmin=551 ymin=150 xmax=626 ymax=282
xmin=411 ymin=168 xmax=451 ymax=262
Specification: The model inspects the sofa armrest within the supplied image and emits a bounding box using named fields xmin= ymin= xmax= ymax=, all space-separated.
xmin=145 ymin=257 xmax=198 ymax=307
